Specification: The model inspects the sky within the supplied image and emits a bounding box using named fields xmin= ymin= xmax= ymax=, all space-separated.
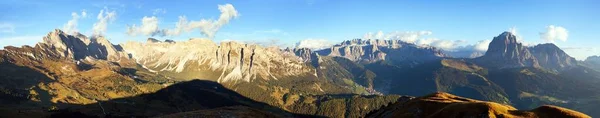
xmin=1 ymin=0 xmax=599 ymax=60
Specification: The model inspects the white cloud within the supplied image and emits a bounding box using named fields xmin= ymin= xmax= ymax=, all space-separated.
xmin=362 ymin=31 xmax=475 ymax=50
xmin=439 ymin=39 xmax=491 ymax=58
xmin=81 ymin=9 xmax=87 ymax=18
xmin=296 ymin=39 xmax=332 ymax=49
xmin=359 ymin=30 xmax=495 ymax=54
xmin=152 ymin=8 xmax=166 ymax=15
xmin=0 ymin=23 xmax=15 ymax=33
xmin=507 ymin=26 xmax=525 ymax=42
xmin=126 ymin=16 xmax=162 ymax=36
xmin=473 ymin=39 xmax=492 ymax=52
xmin=0 ymin=35 xmax=43 ymax=49
xmin=386 ymin=31 xmax=432 ymax=43
xmin=416 ymin=38 xmax=466 ymax=51
xmin=92 ymin=7 xmax=117 ymax=36
xmin=505 ymin=26 xmax=541 ymax=46
xmin=164 ymin=16 xmax=188 ymax=36
xmin=562 ymin=47 xmax=599 ymax=60
xmin=134 ymin=4 xmax=239 ymax=39
xmin=62 ymin=11 xmax=85 ymax=34
xmin=508 ymin=27 xmax=517 ymax=34
xmin=540 ymin=25 xmax=568 ymax=43
xmin=164 ymin=4 xmax=239 ymax=38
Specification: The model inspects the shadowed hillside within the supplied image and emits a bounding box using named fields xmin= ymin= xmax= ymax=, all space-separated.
xmin=1 ymin=80 xmax=305 ymax=117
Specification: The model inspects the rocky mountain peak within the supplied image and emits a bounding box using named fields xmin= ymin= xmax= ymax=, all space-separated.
xmin=486 ymin=31 xmax=520 ymax=55
xmin=586 ymin=55 xmax=600 ymax=62
xmin=529 ymin=43 xmax=577 ymax=71
xmin=478 ymin=31 xmax=539 ymax=68
xmin=39 ymin=29 xmax=127 ymax=61
xmin=120 ymin=38 xmax=313 ymax=82
xmin=147 ymin=38 xmax=161 ymax=43
xmin=165 ymin=39 xmax=176 ymax=43
xmin=585 ymin=55 xmax=600 ymax=69
xmin=499 ymin=31 xmax=518 ymax=42
xmin=292 ymin=48 xmax=313 ymax=62
xmin=336 ymin=39 xmax=407 ymax=49
xmin=312 ymin=38 xmax=444 ymax=65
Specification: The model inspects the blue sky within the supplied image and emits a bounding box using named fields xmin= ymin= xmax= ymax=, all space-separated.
xmin=1 ymin=0 xmax=599 ymax=60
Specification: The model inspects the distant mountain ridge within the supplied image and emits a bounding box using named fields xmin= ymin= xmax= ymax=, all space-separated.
xmin=314 ymin=38 xmax=446 ymax=65
xmin=529 ymin=43 xmax=578 ymax=72
xmin=290 ymin=31 xmax=600 ymax=117
xmin=0 ymin=29 xmax=597 ymax=117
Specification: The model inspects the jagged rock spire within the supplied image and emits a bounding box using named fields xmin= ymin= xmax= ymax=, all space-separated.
xmin=478 ymin=31 xmax=539 ymax=68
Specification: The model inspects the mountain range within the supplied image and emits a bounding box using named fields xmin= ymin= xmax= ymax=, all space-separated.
xmin=0 ymin=29 xmax=597 ymax=118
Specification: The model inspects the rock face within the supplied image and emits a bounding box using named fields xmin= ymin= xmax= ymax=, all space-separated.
xmin=40 ymin=29 xmax=128 ymax=62
xmin=367 ymin=92 xmax=591 ymax=118
xmin=146 ymin=38 xmax=161 ymax=43
xmin=120 ymin=39 xmax=314 ymax=82
xmin=584 ymin=56 xmax=600 ymax=71
xmin=288 ymin=47 xmax=314 ymax=62
xmin=478 ymin=32 xmax=539 ymax=68
xmin=477 ymin=32 xmax=579 ymax=72
xmin=315 ymin=39 xmax=446 ymax=64
xmin=529 ymin=43 xmax=577 ymax=71
xmin=0 ymin=29 xmax=169 ymax=106
xmin=585 ymin=56 xmax=600 ymax=65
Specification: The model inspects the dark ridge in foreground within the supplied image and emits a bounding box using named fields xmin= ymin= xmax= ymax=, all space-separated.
xmin=0 ymin=80 xmax=308 ymax=118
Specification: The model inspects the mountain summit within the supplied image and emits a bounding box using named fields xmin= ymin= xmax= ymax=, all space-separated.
xmin=40 ymin=29 xmax=128 ymax=61
xmin=529 ymin=43 xmax=577 ymax=71
xmin=477 ymin=31 xmax=578 ymax=72
xmin=478 ymin=32 xmax=539 ymax=68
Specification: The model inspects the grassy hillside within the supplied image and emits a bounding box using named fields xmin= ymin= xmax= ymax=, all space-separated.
xmin=367 ymin=92 xmax=590 ymax=118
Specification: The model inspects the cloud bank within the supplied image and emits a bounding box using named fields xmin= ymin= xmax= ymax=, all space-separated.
xmin=126 ymin=4 xmax=239 ymax=39
xmin=295 ymin=39 xmax=332 ymax=49
xmin=416 ymin=38 xmax=466 ymax=51
xmin=540 ymin=25 xmax=568 ymax=43
xmin=362 ymin=30 xmax=473 ymax=51
xmin=473 ymin=39 xmax=492 ymax=52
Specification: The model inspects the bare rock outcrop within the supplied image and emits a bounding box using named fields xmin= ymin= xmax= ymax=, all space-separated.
xmin=315 ymin=39 xmax=446 ymax=64
xmin=40 ymin=29 xmax=128 ymax=62
xmin=120 ymin=39 xmax=314 ymax=83
xmin=477 ymin=32 xmax=539 ymax=68
xmin=529 ymin=43 xmax=577 ymax=72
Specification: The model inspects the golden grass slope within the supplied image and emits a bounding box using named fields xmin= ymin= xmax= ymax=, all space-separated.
xmin=367 ymin=92 xmax=590 ymax=118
